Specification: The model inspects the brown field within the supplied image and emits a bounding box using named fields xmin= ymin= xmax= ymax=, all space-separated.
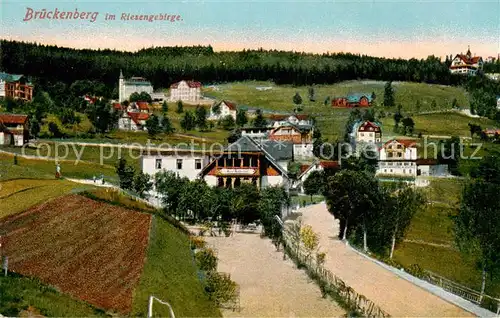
xmin=0 ymin=194 xmax=152 ymax=314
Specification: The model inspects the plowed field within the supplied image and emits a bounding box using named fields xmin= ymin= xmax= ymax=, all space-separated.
xmin=0 ymin=194 xmax=152 ymax=314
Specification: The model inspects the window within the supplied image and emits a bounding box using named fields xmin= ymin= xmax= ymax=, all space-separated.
xmin=177 ymin=159 xmax=183 ymax=170
xmin=360 ymin=133 xmax=364 ymax=137
xmin=195 ymin=159 xmax=202 ymax=170
xmin=403 ymin=169 xmax=406 ymax=174
xmin=155 ymin=159 xmax=162 ymax=169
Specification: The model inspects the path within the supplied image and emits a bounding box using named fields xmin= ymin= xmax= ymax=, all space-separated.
xmin=299 ymin=202 xmax=474 ymax=317
xmin=205 ymin=233 xmax=345 ymax=317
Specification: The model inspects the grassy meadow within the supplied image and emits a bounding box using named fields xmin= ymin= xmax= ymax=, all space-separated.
xmin=393 ymin=178 xmax=500 ymax=297
xmin=205 ymin=80 xmax=471 ymax=140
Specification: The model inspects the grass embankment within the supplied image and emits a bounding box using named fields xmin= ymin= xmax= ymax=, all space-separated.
xmin=393 ymin=178 xmax=500 ymax=296
xmin=206 ymin=80 xmax=471 ymax=140
xmin=0 ymin=273 xmax=107 ymax=317
xmin=132 ymin=215 xmax=221 ymax=317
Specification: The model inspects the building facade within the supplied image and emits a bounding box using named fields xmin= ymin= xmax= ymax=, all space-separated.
xmin=449 ymin=47 xmax=483 ymax=76
xmin=332 ymin=93 xmax=373 ymax=108
xmin=141 ymin=150 xmax=211 ymax=181
xmin=118 ymin=112 xmax=150 ymax=131
xmin=269 ymin=114 xmax=312 ymax=127
xmin=208 ymin=100 xmax=237 ymax=121
xmin=377 ymin=139 xmax=418 ymax=178
xmin=0 ymin=73 xmax=33 ymax=101
xmin=268 ymin=124 xmax=313 ymax=144
xmin=200 ymin=136 xmax=289 ymax=189
xmin=169 ymin=80 xmax=202 ymax=103
xmin=118 ymin=70 xmax=154 ymax=102
xmin=0 ymin=113 xmax=29 ymax=146
xmin=356 ymin=121 xmax=382 ymax=144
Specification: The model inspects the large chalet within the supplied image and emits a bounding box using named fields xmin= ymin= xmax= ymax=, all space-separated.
xmin=377 ymin=139 xmax=418 ymax=178
xmin=200 ymin=136 xmax=291 ymax=189
xmin=0 ymin=73 xmax=33 ymax=101
xmin=170 ymin=80 xmax=202 ymax=103
xmin=332 ymin=93 xmax=373 ymax=108
xmin=449 ymin=47 xmax=483 ymax=76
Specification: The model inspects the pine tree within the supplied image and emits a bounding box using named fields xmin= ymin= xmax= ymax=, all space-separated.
xmin=383 ymin=81 xmax=395 ymax=107
xmin=180 ymin=111 xmax=195 ymax=131
xmin=253 ymin=109 xmax=267 ymax=128
xmin=145 ymin=114 xmax=161 ymax=138
xmin=162 ymin=101 xmax=168 ymax=113
xmin=162 ymin=114 xmax=175 ymax=134
xmin=176 ymin=100 xmax=184 ymax=113
xmin=236 ymin=109 xmax=248 ymax=127
xmin=195 ymin=105 xmax=208 ymax=131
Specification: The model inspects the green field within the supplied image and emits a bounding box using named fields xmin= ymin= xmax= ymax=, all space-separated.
xmin=394 ymin=178 xmax=500 ymax=297
xmin=205 ymin=80 xmax=471 ymax=140
xmin=0 ymin=273 xmax=107 ymax=317
xmin=380 ymin=112 xmax=498 ymax=139
xmin=0 ymin=151 xmax=117 ymax=182
xmin=132 ymin=215 xmax=221 ymax=317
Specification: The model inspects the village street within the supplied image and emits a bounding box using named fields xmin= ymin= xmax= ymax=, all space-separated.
xmin=205 ymin=233 xmax=345 ymax=317
xmin=299 ymin=202 xmax=474 ymax=317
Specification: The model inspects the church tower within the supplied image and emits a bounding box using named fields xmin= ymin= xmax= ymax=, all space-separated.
xmin=119 ymin=69 xmax=124 ymax=102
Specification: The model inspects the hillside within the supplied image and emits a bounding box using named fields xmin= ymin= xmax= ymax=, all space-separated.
xmin=206 ymin=80 xmax=471 ymax=140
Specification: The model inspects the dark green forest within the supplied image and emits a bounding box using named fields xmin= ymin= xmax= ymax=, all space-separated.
xmin=1 ymin=40 xmax=472 ymax=94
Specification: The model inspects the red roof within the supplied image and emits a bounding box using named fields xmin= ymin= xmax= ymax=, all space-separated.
xmin=127 ymin=112 xmax=150 ymax=125
xmin=384 ymin=139 xmax=418 ymax=148
xmin=170 ymin=80 xmax=202 ymax=89
xmin=299 ymin=164 xmax=310 ymax=174
xmin=113 ymin=103 xmax=122 ymax=110
xmin=0 ymin=114 xmax=28 ymax=125
xmin=454 ymin=54 xmax=482 ymax=65
xmin=357 ymin=121 xmax=380 ymax=132
xmin=320 ymin=161 xmax=340 ymax=169
xmin=416 ymin=158 xmax=438 ymax=165
xmin=222 ymin=100 xmax=237 ymax=110
xmin=136 ymin=101 xmax=149 ymax=110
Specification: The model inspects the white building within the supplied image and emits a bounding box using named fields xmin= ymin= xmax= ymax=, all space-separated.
xmin=0 ymin=76 xmax=6 ymax=98
xmin=416 ymin=159 xmax=449 ymax=177
xmin=118 ymin=112 xmax=150 ymax=131
xmin=118 ymin=70 xmax=154 ymax=103
xmin=293 ymin=143 xmax=314 ymax=160
xmin=0 ymin=114 xmax=29 ymax=146
xmin=293 ymin=160 xmax=339 ymax=193
xmin=449 ymin=47 xmax=483 ymax=76
xmin=141 ymin=150 xmax=211 ymax=181
xmin=240 ymin=127 xmax=273 ymax=141
xmin=169 ymin=80 xmax=202 ymax=103
xmin=356 ymin=121 xmax=382 ymax=144
xmin=377 ymin=139 xmax=418 ymax=178
xmin=269 ymin=114 xmax=312 ymax=128
xmin=208 ymin=100 xmax=237 ymax=121
xmin=497 ymin=96 xmax=500 ymax=110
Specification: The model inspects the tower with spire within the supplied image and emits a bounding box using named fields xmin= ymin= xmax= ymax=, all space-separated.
xmin=449 ymin=46 xmax=483 ymax=76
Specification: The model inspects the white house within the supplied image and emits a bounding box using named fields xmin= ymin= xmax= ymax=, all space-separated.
xmin=0 ymin=76 xmax=6 ymax=98
xmin=240 ymin=127 xmax=273 ymax=141
xmin=118 ymin=70 xmax=154 ymax=103
xmin=269 ymin=114 xmax=312 ymax=128
xmin=356 ymin=121 xmax=382 ymax=144
xmin=0 ymin=113 xmax=29 ymax=146
xmin=118 ymin=112 xmax=150 ymax=131
xmin=416 ymin=159 xmax=449 ymax=177
xmin=208 ymin=100 xmax=237 ymax=121
xmin=449 ymin=47 xmax=483 ymax=76
xmin=141 ymin=149 xmax=211 ymax=182
xmin=293 ymin=160 xmax=339 ymax=193
xmin=497 ymin=96 xmax=500 ymax=110
xmin=377 ymin=139 xmax=418 ymax=178
xmin=169 ymin=80 xmax=202 ymax=103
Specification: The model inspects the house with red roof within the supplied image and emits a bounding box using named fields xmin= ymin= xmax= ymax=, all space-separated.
xmin=118 ymin=112 xmax=150 ymax=131
xmin=293 ymin=160 xmax=340 ymax=193
xmin=208 ymin=100 xmax=237 ymax=121
xmin=135 ymin=101 xmax=150 ymax=113
xmin=332 ymin=93 xmax=373 ymax=108
xmin=169 ymin=80 xmax=202 ymax=103
xmin=0 ymin=113 xmax=29 ymax=146
xmin=356 ymin=121 xmax=382 ymax=144
xmin=450 ymin=47 xmax=483 ymax=76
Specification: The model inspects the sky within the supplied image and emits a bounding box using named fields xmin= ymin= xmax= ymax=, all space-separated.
xmin=1 ymin=0 xmax=499 ymax=59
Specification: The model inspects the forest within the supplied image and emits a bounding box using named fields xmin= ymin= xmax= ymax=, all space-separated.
xmin=1 ymin=40 xmax=473 ymax=93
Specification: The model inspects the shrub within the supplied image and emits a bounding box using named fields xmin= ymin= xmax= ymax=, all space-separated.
xmin=204 ymin=272 xmax=238 ymax=305
xmin=195 ymin=248 xmax=218 ymax=272
xmin=189 ymin=236 xmax=206 ymax=250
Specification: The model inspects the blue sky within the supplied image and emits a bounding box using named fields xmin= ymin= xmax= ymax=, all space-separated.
xmin=1 ymin=0 xmax=499 ymax=58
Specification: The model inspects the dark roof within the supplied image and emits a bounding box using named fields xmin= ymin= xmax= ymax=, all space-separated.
xmin=226 ymin=135 xmax=262 ymax=153
xmin=170 ymin=80 xmax=202 ymax=88
xmin=261 ymin=140 xmax=294 ymax=161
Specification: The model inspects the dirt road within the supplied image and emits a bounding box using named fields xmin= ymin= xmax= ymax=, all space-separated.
xmin=206 ymin=233 xmax=345 ymax=317
xmin=300 ymin=203 xmax=473 ymax=317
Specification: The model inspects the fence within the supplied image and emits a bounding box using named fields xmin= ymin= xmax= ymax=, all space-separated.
xmin=281 ymin=226 xmax=390 ymax=317
xmin=424 ymin=270 xmax=500 ymax=314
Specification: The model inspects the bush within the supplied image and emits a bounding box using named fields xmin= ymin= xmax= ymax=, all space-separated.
xmin=195 ymin=248 xmax=218 ymax=272
xmin=189 ymin=236 xmax=206 ymax=250
xmin=204 ymin=272 xmax=238 ymax=305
